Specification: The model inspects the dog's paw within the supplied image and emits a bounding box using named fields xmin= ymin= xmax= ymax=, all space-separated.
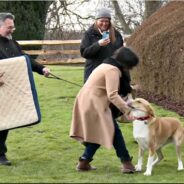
xmin=177 ymin=162 xmax=184 ymax=171
xmin=177 ymin=166 xmax=184 ymax=171
xmin=135 ymin=164 xmax=142 ymax=172
xmin=144 ymin=170 xmax=152 ymax=176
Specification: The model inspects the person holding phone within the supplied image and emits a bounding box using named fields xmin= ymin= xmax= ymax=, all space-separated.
xmin=80 ymin=7 xmax=124 ymax=82
xmin=80 ymin=8 xmax=136 ymax=122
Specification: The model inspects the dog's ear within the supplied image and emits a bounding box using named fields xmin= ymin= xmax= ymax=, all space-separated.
xmin=147 ymin=104 xmax=155 ymax=117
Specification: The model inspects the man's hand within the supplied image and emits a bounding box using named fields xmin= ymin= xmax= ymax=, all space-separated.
xmin=42 ymin=67 xmax=50 ymax=77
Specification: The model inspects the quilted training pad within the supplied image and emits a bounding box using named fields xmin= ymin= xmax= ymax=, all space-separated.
xmin=0 ymin=56 xmax=41 ymax=131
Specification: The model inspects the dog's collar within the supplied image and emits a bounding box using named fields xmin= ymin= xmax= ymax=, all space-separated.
xmin=135 ymin=116 xmax=150 ymax=121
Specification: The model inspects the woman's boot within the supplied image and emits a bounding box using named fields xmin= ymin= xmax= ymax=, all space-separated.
xmin=121 ymin=159 xmax=135 ymax=174
xmin=76 ymin=157 xmax=96 ymax=171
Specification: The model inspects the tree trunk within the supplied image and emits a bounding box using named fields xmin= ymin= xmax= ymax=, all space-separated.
xmin=111 ymin=0 xmax=132 ymax=34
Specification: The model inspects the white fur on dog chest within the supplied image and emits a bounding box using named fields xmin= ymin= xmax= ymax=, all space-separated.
xmin=133 ymin=120 xmax=149 ymax=150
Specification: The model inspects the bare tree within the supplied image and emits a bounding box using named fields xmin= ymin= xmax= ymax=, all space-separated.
xmin=111 ymin=0 xmax=133 ymax=34
xmin=46 ymin=0 xmax=94 ymax=39
xmin=45 ymin=0 xmax=167 ymax=38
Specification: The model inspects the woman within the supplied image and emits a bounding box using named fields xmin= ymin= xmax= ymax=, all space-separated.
xmin=81 ymin=7 xmax=129 ymax=119
xmin=80 ymin=7 xmax=124 ymax=82
xmin=70 ymin=47 xmax=139 ymax=174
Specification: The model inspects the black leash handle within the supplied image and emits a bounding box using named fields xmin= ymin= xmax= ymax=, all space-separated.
xmin=48 ymin=72 xmax=82 ymax=87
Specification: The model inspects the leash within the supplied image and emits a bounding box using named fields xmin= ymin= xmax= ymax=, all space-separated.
xmin=48 ymin=72 xmax=82 ymax=87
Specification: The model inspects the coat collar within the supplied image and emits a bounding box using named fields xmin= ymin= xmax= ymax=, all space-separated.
xmin=87 ymin=24 xmax=101 ymax=36
xmin=0 ymin=35 xmax=9 ymax=42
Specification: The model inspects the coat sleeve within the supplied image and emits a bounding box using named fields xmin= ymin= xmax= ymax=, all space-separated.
xmin=25 ymin=55 xmax=45 ymax=75
xmin=14 ymin=41 xmax=45 ymax=75
xmin=118 ymin=31 xmax=124 ymax=47
xmin=112 ymin=30 xmax=124 ymax=50
xmin=105 ymin=68 xmax=129 ymax=113
xmin=80 ymin=32 xmax=101 ymax=59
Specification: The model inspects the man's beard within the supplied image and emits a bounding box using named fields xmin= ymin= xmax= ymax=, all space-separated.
xmin=6 ymin=34 xmax=12 ymax=40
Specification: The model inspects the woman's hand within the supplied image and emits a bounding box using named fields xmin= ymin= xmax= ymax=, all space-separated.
xmin=98 ymin=38 xmax=110 ymax=46
xmin=125 ymin=114 xmax=135 ymax=121
xmin=123 ymin=103 xmax=135 ymax=121
xmin=131 ymin=84 xmax=141 ymax=91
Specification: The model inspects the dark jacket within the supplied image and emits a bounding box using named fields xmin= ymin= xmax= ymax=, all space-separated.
xmin=80 ymin=25 xmax=123 ymax=82
xmin=0 ymin=36 xmax=44 ymax=74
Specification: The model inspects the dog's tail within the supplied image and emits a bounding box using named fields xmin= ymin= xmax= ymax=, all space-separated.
xmin=175 ymin=126 xmax=184 ymax=145
xmin=180 ymin=127 xmax=184 ymax=145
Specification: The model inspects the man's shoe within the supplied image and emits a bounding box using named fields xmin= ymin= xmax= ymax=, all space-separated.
xmin=0 ymin=155 xmax=11 ymax=166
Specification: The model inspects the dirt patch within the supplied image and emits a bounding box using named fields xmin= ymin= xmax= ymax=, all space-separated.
xmin=126 ymin=2 xmax=184 ymax=116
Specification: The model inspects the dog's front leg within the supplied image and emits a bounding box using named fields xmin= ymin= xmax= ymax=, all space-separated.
xmin=144 ymin=148 xmax=155 ymax=176
xmin=135 ymin=147 xmax=144 ymax=171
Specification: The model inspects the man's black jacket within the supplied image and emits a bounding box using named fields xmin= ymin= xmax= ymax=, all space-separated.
xmin=0 ymin=36 xmax=44 ymax=74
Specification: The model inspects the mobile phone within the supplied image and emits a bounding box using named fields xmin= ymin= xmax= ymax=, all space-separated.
xmin=102 ymin=31 xmax=109 ymax=39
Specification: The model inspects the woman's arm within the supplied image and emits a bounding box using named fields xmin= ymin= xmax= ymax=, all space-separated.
xmin=105 ymin=68 xmax=130 ymax=114
xmin=80 ymin=32 xmax=101 ymax=59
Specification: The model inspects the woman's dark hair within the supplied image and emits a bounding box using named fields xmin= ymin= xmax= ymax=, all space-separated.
xmin=113 ymin=47 xmax=139 ymax=69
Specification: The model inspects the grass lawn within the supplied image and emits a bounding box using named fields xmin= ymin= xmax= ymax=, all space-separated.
xmin=0 ymin=65 xmax=184 ymax=183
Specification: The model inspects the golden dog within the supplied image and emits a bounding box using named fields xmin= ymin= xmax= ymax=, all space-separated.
xmin=128 ymin=98 xmax=184 ymax=176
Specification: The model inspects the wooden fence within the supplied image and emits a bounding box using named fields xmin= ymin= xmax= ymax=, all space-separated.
xmin=17 ymin=40 xmax=84 ymax=65
xmin=18 ymin=36 xmax=130 ymax=65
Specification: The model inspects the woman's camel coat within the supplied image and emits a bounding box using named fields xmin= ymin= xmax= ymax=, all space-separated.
xmin=70 ymin=64 xmax=128 ymax=149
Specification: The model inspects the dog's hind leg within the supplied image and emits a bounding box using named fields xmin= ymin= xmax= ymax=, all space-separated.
xmin=175 ymin=145 xmax=183 ymax=171
xmin=135 ymin=147 xmax=144 ymax=171
xmin=173 ymin=130 xmax=184 ymax=171
xmin=152 ymin=148 xmax=164 ymax=166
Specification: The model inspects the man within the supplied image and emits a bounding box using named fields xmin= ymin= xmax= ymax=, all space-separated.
xmin=0 ymin=12 xmax=50 ymax=166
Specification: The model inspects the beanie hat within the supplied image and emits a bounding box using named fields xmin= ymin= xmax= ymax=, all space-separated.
xmin=95 ymin=8 xmax=111 ymax=19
